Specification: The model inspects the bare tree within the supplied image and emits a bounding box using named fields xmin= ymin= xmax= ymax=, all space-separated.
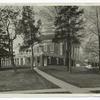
xmin=84 ymin=7 xmax=100 ymax=70
xmin=0 ymin=6 xmax=20 ymax=72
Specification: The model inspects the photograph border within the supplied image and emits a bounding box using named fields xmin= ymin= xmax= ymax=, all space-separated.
xmin=0 ymin=0 xmax=100 ymax=98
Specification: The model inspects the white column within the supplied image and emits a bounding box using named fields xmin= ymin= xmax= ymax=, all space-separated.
xmin=44 ymin=57 xmax=47 ymax=66
xmin=57 ymin=58 xmax=59 ymax=65
xmin=33 ymin=57 xmax=36 ymax=66
xmin=23 ymin=58 xmax=25 ymax=65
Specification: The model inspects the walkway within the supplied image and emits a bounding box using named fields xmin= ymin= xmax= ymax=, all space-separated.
xmin=34 ymin=68 xmax=90 ymax=93
xmin=0 ymin=88 xmax=69 ymax=94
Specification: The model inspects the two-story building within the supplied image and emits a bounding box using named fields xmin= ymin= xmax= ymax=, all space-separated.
xmin=14 ymin=32 xmax=81 ymax=67
xmin=14 ymin=34 xmax=65 ymax=67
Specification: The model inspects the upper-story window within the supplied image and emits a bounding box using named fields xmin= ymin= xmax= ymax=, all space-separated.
xmin=17 ymin=58 xmax=19 ymax=65
xmin=20 ymin=51 xmax=23 ymax=55
xmin=37 ymin=46 xmax=39 ymax=53
xmin=50 ymin=43 xmax=54 ymax=52
xmin=44 ymin=44 xmax=47 ymax=52
xmin=29 ymin=49 xmax=31 ymax=53
xmin=34 ymin=46 xmax=36 ymax=53
xmin=26 ymin=50 xmax=28 ymax=54
xmin=60 ymin=43 xmax=63 ymax=55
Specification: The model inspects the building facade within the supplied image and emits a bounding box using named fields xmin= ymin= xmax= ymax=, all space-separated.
xmin=13 ymin=34 xmax=81 ymax=67
xmin=14 ymin=39 xmax=65 ymax=67
xmin=1 ymin=34 xmax=81 ymax=67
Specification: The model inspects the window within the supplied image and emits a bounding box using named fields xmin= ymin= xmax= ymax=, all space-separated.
xmin=50 ymin=43 xmax=54 ymax=52
xmin=26 ymin=50 xmax=28 ymax=53
xmin=37 ymin=47 xmax=39 ymax=53
xmin=34 ymin=47 xmax=36 ymax=53
xmin=14 ymin=58 xmax=16 ymax=64
xmin=29 ymin=50 xmax=31 ymax=53
xmin=44 ymin=44 xmax=47 ymax=52
xmin=17 ymin=58 xmax=19 ymax=65
xmin=27 ymin=57 xmax=31 ymax=63
xmin=39 ymin=47 xmax=41 ymax=53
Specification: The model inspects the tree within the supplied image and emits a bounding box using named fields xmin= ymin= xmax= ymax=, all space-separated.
xmin=95 ymin=7 xmax=100 ymax=70
xmin=0 ymin=22 xmax=9 ymax=49
xmin=84 ymin=7 xmax=100 ymax=70
xmin=0 ymin=6 xmax=20 ymax=71
xmin=18 ymin=6 xmax=42 ymax=69
xmin=53 ymin=6 xmax=84 ymax=72
xmin=0 ymin=21 xmax=10 ymax=67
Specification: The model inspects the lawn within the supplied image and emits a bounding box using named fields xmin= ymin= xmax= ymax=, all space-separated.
xmin=40 ymin=66 xmax=100 ymax=88
xmin=0 ymin=68 xmax=59 ymax=92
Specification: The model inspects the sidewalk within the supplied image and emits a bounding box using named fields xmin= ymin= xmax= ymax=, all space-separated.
xmin=34 ymin=68 xmax=90 ymax=93
xmin=0 ymin=88 xmax=70 ymax=94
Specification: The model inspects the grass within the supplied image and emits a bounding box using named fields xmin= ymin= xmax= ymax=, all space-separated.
xmin=0 ymin=68 xmax=59 ymax=92
xmin=40 ymin=65 xmax=100 ymax=88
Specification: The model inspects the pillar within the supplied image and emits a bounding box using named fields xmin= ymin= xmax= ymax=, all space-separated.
xmin=44 ymin=56 xmax=47 ymax=66
xmin=57 ymin=58 xmax=59 ymax=65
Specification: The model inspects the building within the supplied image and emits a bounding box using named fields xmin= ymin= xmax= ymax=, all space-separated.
xmin=0 ymin=34 xmax=81 ymax=68
xmin=14 ymin=34 xmax=81 ymax=67
xmin=14 ymin=34 xmax=65 ymax=67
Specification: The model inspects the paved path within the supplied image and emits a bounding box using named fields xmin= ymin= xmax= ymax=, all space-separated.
xmin=83 ymin=87 xmax=100 ymax=91
xmin=34 ymin=68 xmax=90 ymax=93
xmin=0 ymin=88 xmax=69 ymax=94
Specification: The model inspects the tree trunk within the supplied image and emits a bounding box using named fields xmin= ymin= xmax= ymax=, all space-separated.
xmin=66 ymin=35 xmax=72 ymax=72
xmin=63 ymin=40 xmax=67 ymax=66
xmin=66 ymin=40 xmax=69 ymax=71
xmin=0 ymin=58 xmax=1 ymax=68
xmin=31 ymin=43 xmax=34 ymax=70
xmin=99 ymin=35 xmax=100 ymax=70
xmin=73 ymin=45 xmax=76 ymax=67
xmin=10 ymin=40 xmax=16 ymax=72
xmin=69 ymin=41 xmax=72 ymax=72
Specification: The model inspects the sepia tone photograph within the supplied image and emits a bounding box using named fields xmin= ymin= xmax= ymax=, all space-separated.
xmin=0 ymin=4 xmax=100 ymax=95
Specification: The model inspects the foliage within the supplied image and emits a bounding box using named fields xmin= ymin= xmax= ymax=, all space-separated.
xmin=0 ymin=22 xmax=10 ymax=57
xmin=0 ymin=6 xmax=20 ymax=54
xmin=53 ymin=6 xmax=84 ymax=44
xmin=0 ymin=6 xmax=20 ymax=40
xmin=83 ymin=7 xmax=100 ymax=64
xmin=0 ymin=23 xmax=9 ymax=49
xmin=0 ymin=6 xmax=20 ymax=70
xmin=18 ymin=6 xmax=42 ymax=51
